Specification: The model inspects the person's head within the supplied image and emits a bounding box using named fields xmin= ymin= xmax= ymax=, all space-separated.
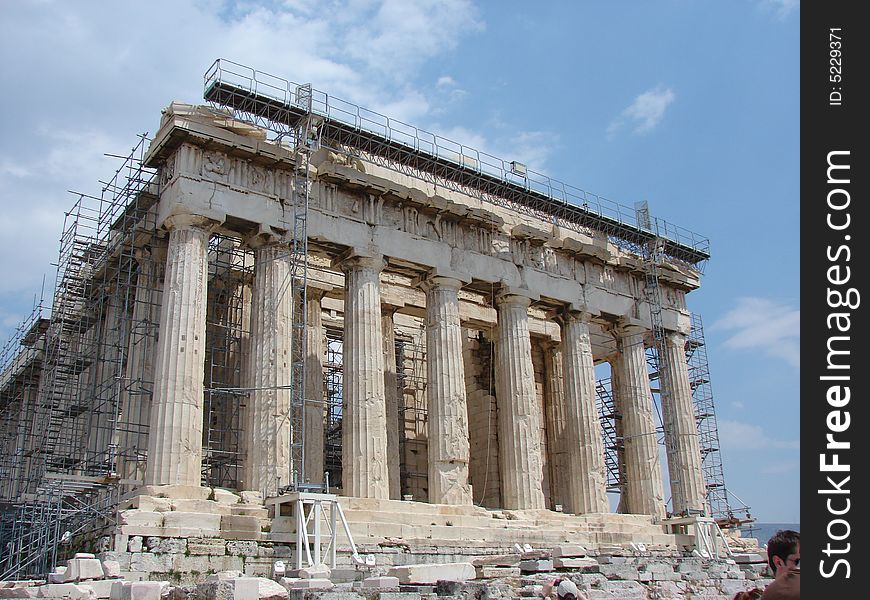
xmin=766 ymin=529 xmax=800 ymax=577
xmin=732 ymin=589 xmax=763 ymax=600
xmin=555 ymin=579 xmax=584 ymax=600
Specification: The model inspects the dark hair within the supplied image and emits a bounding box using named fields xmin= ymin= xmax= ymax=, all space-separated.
xmin=767 ymin=529 xmax=800 ymax=573
xmin=733 ymin=589 xmax=763 ymax=600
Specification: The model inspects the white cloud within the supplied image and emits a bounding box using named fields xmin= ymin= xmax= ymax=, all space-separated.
xmin=0 ymin=0 xmax=488 ymax=338
xmin=718 ymin=420 xmax=799 ymax=452
xmin=608 ymin=85 xmax=675 ymax=137
xmin=711 ymin=296 xmax=800 ymax=368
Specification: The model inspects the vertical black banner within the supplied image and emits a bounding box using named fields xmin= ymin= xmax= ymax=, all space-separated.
xmin=803 ymin=3 xmax=868 ymax=597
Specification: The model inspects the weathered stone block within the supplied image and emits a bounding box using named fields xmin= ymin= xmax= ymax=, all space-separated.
xmin=187 ymin=538 xmax=226 ymax=556
xmin=101 ymin=561 xmax=121 ymax=579
xmin=163 ymin=512 xmax=222 ymax=530
xmin=551 ymin=545 xmax=586 ymax=558
xmin=73 ymin=554 xmax=97 ymax=560
xmin=139 ymin=485 xmax=212 ymax=500
xmin=48 ymin=567 xmax=68 ymax=584
xmin=118 ymin=512 xmax=164 ymax=528
xmin=128 ymin=537 xmax=144 ymax=553
xmin=518 ymin=559 xmax=552 ymax=573
xmin=474 ymin=566 xmax=519 ymax=579
xmin=195 ymin=577 xmax=258 ymax=600
xmin=63 ymin=559 xmax=105 ymax=582
xmin=171 ymin=500 xmax=230 ymax=516
xmin=37 ymin=584 xmax=95 ymax=599
xmin=280 ymin=579 xmax=332 ymax=591
xmin=360 ymin=577 xmax=399 ymax=590
xmin=146 ymin=537 xmax=188 ymax=554
xmin=129 ymin=553 xmax=172 ymax=573
xmin=220 ymin=516 xmax=260 ymax=533
xmin=553 ymin=558 xmax=598 ymax=571
xmin=599 ymin=564 xmax=639 ymax=580
xmin=239 ymin=491 xmax=263 ymax=505
xmin=109 ymin=581 xmax=169 ymax=600
xmin=386 ymin=563 xmax=475 ymax=584
xmin=80 ymin=580 xmax=115 ymax=599
xmin=213 ymin=489 xmax=241 ymax=505
xmin=226 ymin=541 xmax=258 ymax=557
xmin=297 ymin=565 xmax=330 ymax=580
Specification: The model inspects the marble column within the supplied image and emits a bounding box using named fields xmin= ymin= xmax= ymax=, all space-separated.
xmin=303 ymin=289 xmax=326 ymax=485
xmin=244 ymin=236 xmax=293 ymax=497
xmin=612 ymin=325 xmax=665 ymax=520
xmin=118 ymin=244 xmax=165 ymax=483
xmin=660 ymin=330 xmax=707 ymax=515
xmin=421 ymin=275 xmax=473 ymax=505
xmin=560 ymin=311 xmax=609 ymax=514
xmin=145 ymin=215 xmax=215 ymax=487
xmin=542 ymin=341 xmax=568 ymax=510
xmin=494 ymin=290 xmax=546 ymax=510
xmin=382 ymin=307 xmax=402 ymax=500
xmin=339 ymin=254 xmax=389 ymax=499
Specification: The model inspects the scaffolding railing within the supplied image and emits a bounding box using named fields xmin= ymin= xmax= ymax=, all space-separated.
xmin=203 ymin=59 xmax=709 ymax=270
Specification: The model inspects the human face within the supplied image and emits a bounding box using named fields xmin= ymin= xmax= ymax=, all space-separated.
xmin=783 ymin=543 xmax=800 ymax=575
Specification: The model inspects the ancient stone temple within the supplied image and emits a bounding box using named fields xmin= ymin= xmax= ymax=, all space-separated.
xmin=0 ymin=61 xmax=748 ymax=589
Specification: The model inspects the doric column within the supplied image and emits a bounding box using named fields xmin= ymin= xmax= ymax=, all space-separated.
xmin=382 ymin=306 xmax=402 ymax=500
xmin=145 ymin=215 xmax=216 ymax=487
xmin=118 ymin=243 xmax=166 ymax=483
xmin=303 ymin=288 xmax=326 ymax=485
xmin=612 ymin=324 xmax=665 ymax=520
xmin=494 ymin=290 xmax=546 ymax=510
xmin=420 ymin=274 xmax=473 ymax=505
xmin=560 ymin=311 xmax=609 ymax=514
xmin=243 ymin=234 xmax=293 ymax=497
xmin=660 ymin=330 xmax=707 ymax=515
xmin=338 ymin=253 xmax=389 ymax=499
xmin=542 ymin=340 xmax=568 ymax=510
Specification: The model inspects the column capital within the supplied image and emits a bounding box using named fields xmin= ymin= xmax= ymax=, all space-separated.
xmin=495 ymin=285 xmax=539 ymax=308
xmin=416 ymin=268 xmax=471 ymax=293
xmin=615 ymin=317 xmax=647 ymax=338
xmin=244 ymin=224 xmax=291 ymax=249
xmin=162 ymin=213 xmax=222 ymax=233
xmin=332 ymin=247 xmax=385 ymax=272
xmin=560 ymin=307 xmax=599 ymax=325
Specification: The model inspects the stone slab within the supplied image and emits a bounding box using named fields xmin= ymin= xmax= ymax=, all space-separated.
xmin=474 ymin=566 xmax=520 ymax=579
xmin=109 ymin=582 xmax=169 ymax=600
xmin=280 ymin=579 xmax=333 ymax=591
xmin=552 ymin=545 xmax=587 ymax=558
xmin=80 ymin=580 xmax=115 ymax=599
xmin=360 ymin=577 xmax=399 ymax=590
xmin=518 ymin=559 xmax=553 ymax=573
xmin=553 ymin=558 xmax=598 ymax=571
xmin=162 ymin=512 xmax=222 ymax=530
xmin=36 ymin=584 xmax=95 ymax=599
xmin=386 ymin=563 xmax=475 ymax=584
xmin=63 ymin=559 xmax=105 ymax=582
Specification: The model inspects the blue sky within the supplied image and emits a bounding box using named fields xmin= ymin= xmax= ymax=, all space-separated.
xmin=0 ymin=1 xmax=799 ymax=522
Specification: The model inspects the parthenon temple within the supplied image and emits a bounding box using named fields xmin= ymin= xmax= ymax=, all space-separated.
xmin=0 ymin=60 xmax=745 ymax=584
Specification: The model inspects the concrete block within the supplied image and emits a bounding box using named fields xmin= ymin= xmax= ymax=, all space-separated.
xmin=128 ymin=537 xmax=144 ymax=553
xmin=36 ymin=584 xmax=95 ymax=599
xmin=360 ymin=577 xmax=399 ymax=589
xmin=386 ymin=562 xmax=475 ymax=584
xmin=63 ymin=559 xmax=105 ymax=582
xmin=101 ymin=562 xmax=121 ymax=579
xmin=162 ymin=512 xmax=221 ymax=530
